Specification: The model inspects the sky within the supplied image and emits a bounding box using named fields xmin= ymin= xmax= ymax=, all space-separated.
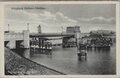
xmin=5 ymin=4 xmax=116 ymax=33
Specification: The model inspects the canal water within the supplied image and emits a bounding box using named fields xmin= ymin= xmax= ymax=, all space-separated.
xmin=23 ymin=44 xmax=116 ymax=75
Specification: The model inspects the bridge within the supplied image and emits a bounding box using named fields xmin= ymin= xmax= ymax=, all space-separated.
xmin=4 ymin=30 xmax=30 ymax=49
xmin=4 ymin=30 xmax=81 ymax=57
xmin=30 ymin=33 xmax=74 ymax=37
xmin=4 ymin=31 xmax=77 ymax=49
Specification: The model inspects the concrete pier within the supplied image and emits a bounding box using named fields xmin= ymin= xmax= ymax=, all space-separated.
xmin=4 ymin=30 xmax=30 ymax=49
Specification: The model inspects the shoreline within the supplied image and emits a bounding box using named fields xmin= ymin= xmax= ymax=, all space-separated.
xmin=5 ymin=47 xmax=65 ymax=75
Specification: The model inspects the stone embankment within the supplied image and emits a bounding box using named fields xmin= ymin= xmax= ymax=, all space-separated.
xmin=5 ymin=48 xmax=65 ymax=75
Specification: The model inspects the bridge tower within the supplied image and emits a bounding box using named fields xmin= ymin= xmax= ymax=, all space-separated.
xmin=38 ymin=25 xmax=41 ymax=33
xmin=62 ymin=26 xmax=81 ymax=48
xmin=66 ymin=26 xmax=81 ymax=33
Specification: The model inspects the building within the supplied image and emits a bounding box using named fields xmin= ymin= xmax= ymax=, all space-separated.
xmin=66 ymin=26 xmax=81 ymax=33
xmin=90 ymin=30 xmax=115 ymax=36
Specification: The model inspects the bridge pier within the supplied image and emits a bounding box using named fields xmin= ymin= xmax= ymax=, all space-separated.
xmin=9 ymin=39 xmax=16 ymax=49
xmin=23 ymin=30 xmax=30 ymax=48
xmin=62 ymin=37 xmax=69 ymax=48
xmin=30 ymin=37 xmax=52 ymax=55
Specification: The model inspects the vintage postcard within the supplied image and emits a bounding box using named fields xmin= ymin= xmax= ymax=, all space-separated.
xmin=0 ymin=1 xmax=120 ymax=78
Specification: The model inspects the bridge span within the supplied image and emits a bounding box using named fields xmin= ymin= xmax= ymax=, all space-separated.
xmin=30 ymin=33 xmax=75 ymax=37
xmin=30 ymin=33 xmax=76 ymax=47
xmin=4 ymin=30 xmax=79 ymax=50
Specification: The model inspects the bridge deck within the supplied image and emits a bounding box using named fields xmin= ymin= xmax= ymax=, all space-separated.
xmin=30 ymin=33 xmax=75 ymax=37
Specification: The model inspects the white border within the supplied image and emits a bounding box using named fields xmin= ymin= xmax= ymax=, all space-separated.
xmin=0 ymin=1 xmax=119 ymax=78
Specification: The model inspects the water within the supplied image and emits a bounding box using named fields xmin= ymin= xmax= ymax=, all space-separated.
xmin=23 ymin=44 xmax=116 ymax=75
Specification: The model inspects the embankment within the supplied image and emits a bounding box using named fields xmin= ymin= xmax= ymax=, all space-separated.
xmin=5 ymin=48 xmax=65 ymax=75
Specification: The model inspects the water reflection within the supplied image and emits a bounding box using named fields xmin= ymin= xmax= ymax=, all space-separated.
xmin=23 ymin=45 xmax=116 ymax=75
xmin=23 ymin=49 xmax=30 ymax=59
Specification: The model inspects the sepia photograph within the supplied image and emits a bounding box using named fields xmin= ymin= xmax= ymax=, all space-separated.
xmin=4 ymin=2 xmax=116 ymax=75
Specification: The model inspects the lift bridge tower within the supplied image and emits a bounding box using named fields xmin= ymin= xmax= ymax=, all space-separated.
xmin=38 ymin=25 xmax=41 ymax=33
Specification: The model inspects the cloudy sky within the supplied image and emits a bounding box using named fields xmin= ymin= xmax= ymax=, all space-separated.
xmin=5 ymin=4 xmax=116 ymax=33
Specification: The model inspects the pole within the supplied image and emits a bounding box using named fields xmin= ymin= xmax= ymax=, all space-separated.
xmin=61 ymin=26 xmax=63 ymax=33
xmin=8 ymin=24 xmax=10 ymax=31
xmin=27 ymin=23 xmax=29 ymax=31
